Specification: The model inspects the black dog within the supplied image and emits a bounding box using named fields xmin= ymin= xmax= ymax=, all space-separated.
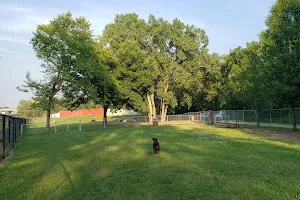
xmin=152 ymin=138 xmax=160 ymax=154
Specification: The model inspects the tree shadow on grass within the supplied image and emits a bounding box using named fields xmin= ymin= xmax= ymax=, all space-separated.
xmin=1 ymin=124 xmax=300 ymax=199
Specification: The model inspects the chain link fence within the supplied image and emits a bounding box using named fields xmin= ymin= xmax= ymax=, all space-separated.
xmin=18 ymin=108 xmax=300 ymax=136
xmin=0 ymin=114 xmax=27 ymax=159
xmin=186 ymin=108 xmax=300 ymax=128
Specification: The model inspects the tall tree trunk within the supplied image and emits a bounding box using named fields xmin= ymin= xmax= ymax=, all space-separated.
xmin=161 ymin=102 xmax=165 ymax=122
xmin=147 ymin=94 xmax=153 ymax=124
xmin=160 ymin=78 xmax=169 ymax=122
xmin=256 ymin=109 xmax=260 ymax=128
xmin=46 ymin=109 xmax=51 ymax=131
xmin=291 ymin=102 xmax=296 ymax=131
xmin=160 ymin=99 xmax=163 ymax=116
xmin=103 ymin=106 xmax=108 ymax=125
xmin=151 ymin=93 xmax=156 ymax=120
xmin=161 ymin=103 xmax=168 ymax=122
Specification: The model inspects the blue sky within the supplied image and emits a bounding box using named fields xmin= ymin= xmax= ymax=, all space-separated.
xmin=0 ymin=0 xmax=276 ymax=108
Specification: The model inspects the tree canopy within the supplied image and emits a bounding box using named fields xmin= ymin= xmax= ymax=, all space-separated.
xmin=97 ymin=13 xmax=214 ymax=122
xmin=260 ymin=0 xmax=300 ymax=129
xmin=18 ymin=12 xmax=100 ymax=129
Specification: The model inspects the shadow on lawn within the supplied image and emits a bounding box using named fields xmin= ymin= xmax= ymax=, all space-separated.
xmin=1 ymin=124 xmax=300 ymax=199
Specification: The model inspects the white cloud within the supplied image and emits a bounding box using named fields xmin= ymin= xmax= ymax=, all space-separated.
xmin=0 ymin=36 xmax=30 ymax=45
xmin=181 ymin=17 xmax=210 ymax=29
xmin=0 ymin=48 xmax=22 ymax=56
xmin=147 ymin=1 xmax=174 ymax=14
xmin=10 ymin=7 xmax=32 ymax=13
xmin=0 ymin=5 xmax=32 ymax=13
xmin=25 ymin=16 xmax=49 ymax=24
xmin=1 ymin=24 xmax=36 ymax=33
xmin=0 ymin=4 xmax=57 ymax=45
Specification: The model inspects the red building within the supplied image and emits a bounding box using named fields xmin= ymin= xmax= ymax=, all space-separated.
xmin=58 ymin=108 xmax=104 ymax=118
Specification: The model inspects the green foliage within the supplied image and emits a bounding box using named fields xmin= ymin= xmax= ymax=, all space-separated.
xmin=31 ymin=12 xmax=94 ymax=76
xmin=98 ymin=14 xmax=157 ymax=113
xmin=77 ymin=100 xmax=102 ymax=110
xmin=51 ymin=98 xmax=67 ymax=113
xmin=18 ymin=12 xmax=107 ymax=128
xmin=259 ymin=0 xmax=300 ymax=129
xmin=240 ymin=42 xmax=270 ymax=110
xmin=98 ymin=13 xmax=212 ymax=118
xmin=17 ymin=72 xmax=63 ymax=115
xmin=221 ymin=42 xmax=270 ymax=111
xmin=262 ymin=0 xmax=300 ymax=104
xmin=148 ymin=16 xmax=210 ymax=116
xmin=17 ymin=99 xmax=43 ymax=119
xmin=220 ymin=47 xmax=246 ymax=109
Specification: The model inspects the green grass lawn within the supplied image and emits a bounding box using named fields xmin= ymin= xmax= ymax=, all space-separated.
xmin=1 ymin=124 xmax=300 ymax=199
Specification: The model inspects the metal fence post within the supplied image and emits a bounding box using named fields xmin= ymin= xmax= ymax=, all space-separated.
xmin=2 ymin=116 xmax=5 ymax=159
xmin=79 ymin=120 xmax=82 ymax=132
xmin=255 ymin=110 xmax=258 ymax=124
xmin=233 ymin=111 xmax=235 ymax=121
xmin=8 ymin=117 xmax=11 ymax=145
xmin=55 ymin=121 xmax=57 ymax=133
xmin=11 ymin=118 xmax=14 ymax=148
xmin=289 ymin=108 xmax=292 ymax=129
xmin=14 ymin=118 xmax=17 ymax=145
xmin=67 ymin=123 xmax=70 ymax=133
xmin=270 ymin=110 xmax=272 ymax=125
xmin=243 ymin=110 xmax=245 ymax=122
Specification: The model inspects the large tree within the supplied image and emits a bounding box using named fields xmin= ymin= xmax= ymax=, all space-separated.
xmin=261 ymin=0 xmax=300 ymax=130
xmin=219 ymin=47 xmax=247 ymax=110
xmin=98 ymin=13 xmax=209 ymax=122
xmin=220 ymin=42 xmax=271 ymax=126
xmin=18 ymin=12 xmax=96 ymax=130
xmin=98 ymin=14 xmax=159 ymax=122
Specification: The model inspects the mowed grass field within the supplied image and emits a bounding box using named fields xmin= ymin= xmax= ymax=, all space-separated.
xmin=1 ymin=124 xmax=300 ymax=199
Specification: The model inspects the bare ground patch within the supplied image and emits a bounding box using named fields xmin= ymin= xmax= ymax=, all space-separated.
xmin=241 ymin=127 xmax=300 ymax=142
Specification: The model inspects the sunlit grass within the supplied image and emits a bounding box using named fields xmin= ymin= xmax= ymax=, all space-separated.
xmin=1 ymin=124 xmax=300 ymax=199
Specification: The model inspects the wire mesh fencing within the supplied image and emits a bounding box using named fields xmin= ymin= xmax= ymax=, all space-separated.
xmin=185 ymin=108 xmax=299 ymax=128
xmin=19 ymin=108 xmax=300 ymax=137
xmin=259 ymin=109 xmax=290 ymax=124
xmin=219 ymin=110 xmax=257 ymax=123
xmin=0 ymin=114 xmax=27 ymax=159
